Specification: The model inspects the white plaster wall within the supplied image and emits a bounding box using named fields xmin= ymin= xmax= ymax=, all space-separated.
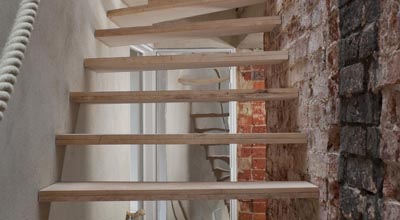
xmin=0 ymin=0 xmax=131 ymax=220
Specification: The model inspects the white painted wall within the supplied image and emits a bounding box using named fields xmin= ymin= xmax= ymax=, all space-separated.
xmin=0 ymin=0 xmax=131 ymax=220
xmin=0 ymin=1 xmax=239 ymax=220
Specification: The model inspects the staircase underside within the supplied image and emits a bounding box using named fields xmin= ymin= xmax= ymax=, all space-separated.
xmin=39 ymin=181 xmax=319 ymax=202
xmin=108 ymin=0 xmax=267 ymax=27
xmin=84 ymin=51 xmax=288 ymax=72
xmin=95 ymin=16 xmax=281 ymax=46
xmin=55 ymin=133 xmax=307 ymax=145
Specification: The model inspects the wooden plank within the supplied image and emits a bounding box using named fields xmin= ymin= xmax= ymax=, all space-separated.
xmin=55 ymin=133 xmax=307 ymax=145
xmin=38 ymin=181 xmax=319 ymax=202
xmin=84 ymin=51 xmax=288 ymax=73
xmin=108 ymin=0 xmax=267 ymax=27
xmin=70 ymin=88 xmax=298 ymax=104
xmin=95 ymin=16 xmax=281 ymax=46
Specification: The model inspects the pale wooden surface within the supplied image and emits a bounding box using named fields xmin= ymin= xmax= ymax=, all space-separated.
xmin=109 ymin=0 xmax=266 ymax=27
xmin=84 ymin=51 xmax=288 ymax=72
xmin=70 ymin=88 xmax=298 ymax=104
xmin=39 ymin=181 xmax=319 ymax=202
xmin=55 ymin=133 xmax=307 ymax=145
xmin=95 ymin=16 xmax=281 ymax=46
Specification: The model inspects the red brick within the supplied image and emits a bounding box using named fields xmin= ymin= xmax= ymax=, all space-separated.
xmin=242 ymin=72 xmax=252 ymax=81
xmin=252 ymin=147 xmax=267 ymax=157
xmin=252 ymin=103 xmax=266 ymax=115
xmin=238 ymin=170 xmax=252 ymax=181
xmin=238 ymin=158 xmax=252 ymax=170
xmin=239 ymin=212 xmax=253 ymax=220
xmin=240 ymin=201 xmax=253 ymax=212
xmin=253 ymin=199 xmax=267 ymax=203
xmin=252 ymin=170 xmax=266 ymax=181
xmin=252 ymin=158 xmax=267 ymax=170
xmin=251 ymin=126 xmax=267 ymax=133
xmin=253 ymin=201 xmax=267 ymax=212
xmin=253 ymin=81 xmax=265 ymax=89
xmin=253 ymin=213 xmax=266 ymax=220
xmin=252 ymin=113 xmax=266 ymax=125
xmin=239 ymin=147 xmax=252 ymax=157
xmin=238 ymin=115 xmax=253 ymax=126
xmin=238 ymin=125 xmax=252 ymax=133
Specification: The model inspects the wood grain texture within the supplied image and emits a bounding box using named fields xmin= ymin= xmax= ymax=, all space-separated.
xmin=55 ymin=133 xmax=307 ymax=145
xmin=109 ymin=0 xmax=267 ymax=27
xmin=39 ymin=181 xmax=319 ymax=202
xmin=70 ymin=88 xmax=298 ymax=104
xmin=84 ymin=51 xmax=288 ymax=73
xmin=95 ymin=16 xmax=281 ymax=46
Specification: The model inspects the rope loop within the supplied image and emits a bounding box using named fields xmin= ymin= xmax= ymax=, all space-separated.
xmin=0 ymin=0 xmax=40 ymax=121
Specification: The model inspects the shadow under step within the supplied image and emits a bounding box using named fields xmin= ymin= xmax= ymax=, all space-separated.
xmin=70 ymin=89 xmax=298 ymax=104
xmin=213 ymin=167 xmax=231 ymax=181
xmin=55 ymin=133 xmax=307 ymax=146
xmin=108 ymin=0 xmax=267 ymax=27
xmin=84 ymin=51 xmax=288 ymax=73
xmin=195 ymin=128 xmax=229 ymax=133
xmin=38 ymin=181 xmax=319 ymax=202
xmin=95 ymin=16 xmax=281 ymax=46
xmin=208 ymin=155 xmax=230 ymax=164
xmin=191 ymin=113 xmax=230 ymax=118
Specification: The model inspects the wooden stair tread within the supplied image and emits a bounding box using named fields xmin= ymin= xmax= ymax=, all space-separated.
xmin=108 ymin=0 xmax=267 ymax=27
xmin=38 ymin=181 xmax=319 ymax=202
xmin=84 ymin=51 xmax=288 ymax=72
xmin=95 ymin=16 xmax=281 ymax=46
xmin=70 ymin=88 xmax=298 ymax=104
xmin=55 ymin=133 xmax=307 ymax=145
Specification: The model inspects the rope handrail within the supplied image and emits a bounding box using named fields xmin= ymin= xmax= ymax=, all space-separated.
xmin=0 ymin=0 xmax=40 ymax=121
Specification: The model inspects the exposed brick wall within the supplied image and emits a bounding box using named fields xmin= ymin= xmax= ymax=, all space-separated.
xmin=377 ymin=0 xmax=400 ymax=218
xmin=258 ymin=0 xmax=400 ymax=219
xmin=237 ymin=64 xmax=268 ymax=220
xmin=338 ymin=0 xmax=384 ymax=219
xmin=263 ymin=0 xmax=340 ymax=219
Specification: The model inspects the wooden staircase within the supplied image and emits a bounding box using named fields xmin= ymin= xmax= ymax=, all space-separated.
xmin=96 ymin=16 xmax=281 ymax=46
xmin=84 ymin=51 xmax=288 ymax=72
xmin=108 ymin=0 xmax=267 ymax=27
xmin=39 ymin=0 xmax=318 ymax=216
xmin=39 ymin=182 xmax=318 ymax=202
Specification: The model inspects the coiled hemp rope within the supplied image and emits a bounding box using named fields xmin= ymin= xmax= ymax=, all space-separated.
xmin=0 ymin=0 xmax=40 ymax=121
